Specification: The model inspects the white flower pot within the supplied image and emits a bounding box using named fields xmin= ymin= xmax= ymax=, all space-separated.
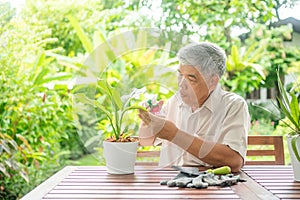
xmin=103 ymin=140 xmax=138 ymax=174
xmin=286 ymin=135 xmax=300 ymax=182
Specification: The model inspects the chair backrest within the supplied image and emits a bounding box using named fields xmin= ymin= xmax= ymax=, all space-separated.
xmin=245 ymin=135 xmax=285 ymax=165
xmin=136 ymin=135 xmax=285 ymax=166
xmin=136 ymin=146 xmax=160 ymax=166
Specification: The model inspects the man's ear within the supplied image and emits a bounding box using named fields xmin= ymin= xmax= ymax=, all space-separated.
xmin=209 ymin=75 xmax=219 ymax=91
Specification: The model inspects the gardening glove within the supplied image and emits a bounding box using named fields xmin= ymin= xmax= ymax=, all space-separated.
xmin=160 ymin=166 xmax=245 ymax=189
xmin=219 ymin=174 xmax=244 ymax=187
xmin=160 ymin=172 xmax=196 ymax=187
xmin=161 ymin=172 xmax=243 ymax=189
xmin=189 ymin=174 xmax=209 ymax=189
xmin=202 ymin=173 xmax=219 ymax=186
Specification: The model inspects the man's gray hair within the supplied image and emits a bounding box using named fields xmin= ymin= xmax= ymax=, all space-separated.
xmin=177 ymin=42 xmax=226 ymax=78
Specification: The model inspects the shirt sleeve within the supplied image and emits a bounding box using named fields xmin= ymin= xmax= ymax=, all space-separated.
xmin=220 ymin=97 xmax=250 ymax=160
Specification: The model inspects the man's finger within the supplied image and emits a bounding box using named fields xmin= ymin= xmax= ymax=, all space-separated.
xmin=138 ymin=109 xmax=151 ymax=125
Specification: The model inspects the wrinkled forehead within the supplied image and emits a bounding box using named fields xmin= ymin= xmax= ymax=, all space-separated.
xmin=178 ymin=64 xmax=209 ymax=80
xmin=178 ymin=64 xmax=209 ymax=82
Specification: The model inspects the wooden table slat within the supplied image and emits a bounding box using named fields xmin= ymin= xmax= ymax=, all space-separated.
xmin=265 ymin=186 xmax=300 ymax=190
xmin=243 ymin=165 xmax=300 ymax=200
xmin=43 ymin=193 xmax=240 ymax=199
xmin=49 ymin=189 xmax=236 ymax=195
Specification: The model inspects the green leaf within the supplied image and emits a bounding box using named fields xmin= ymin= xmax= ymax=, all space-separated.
xmin=7 ymin=138 xmax=18 ymax=150
xmin=277 ymin=97 xmax=298 ymax=130
xmin=231 ymin=45 xmax=240 ymax=68
xmin=136 ymin=29 xmax=147 ymax=50
xmin=276 ymin=70 xmax=300 ymax=132
xmin=1 ymin=141 xmax=11 ymax=154
xmin=93 ymin=30 xmax=106 ymax=47
xmin=75 ymin=93 xmax=118 ymax=138
xmin=68 ymin=15 xmax=93 ymax=53
xmin=291 ymin=136 xmax=300 ymax=162
xmin=159 ymin=42 xmax=171 ymax=65
xmin=29 ymin=52 xmax=45 ymax=81
xmin=247 ymin=63 xmax=266 ymax=79
xmin=0 ymin=163 xmax=10 ymax=177
xmin=132 ymin=29 xmax=147 ymax=62
xmin=247 ymin=44 xmax=265 ymax=63
xmin=33 ymin=68 xmax=50 ymax=86
xmin=112 ymin=89 xmax=122 ymax=111
xmin=37 ymin=73 xmax=72 ymax=84
xmin=75 ymin=94 xmax=111 ymax=122
xmin=290 ymin=94 xmax=300 ymax=128
xmin=277 ymin=72 xmax=290 ymax=111
xmin=20 ymin=168 xmax=29 ymax=183
xmin=242 ymin=42 xmax=257 ymax=60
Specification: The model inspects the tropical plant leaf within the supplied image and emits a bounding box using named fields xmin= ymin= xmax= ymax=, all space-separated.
xmin=136 ymin=29 xmax=147 ymax=51
xmin=7 ymin=138 xmax=18 ymax=150
xmin=132 ymin=29 xmax=148 ymax=63
xmin=93 ymin=30 xmax=106 ymax=48
xmin=277 ymin=97 xmax=298 ymax=131
xmin=159 ymin=42 xmax=171 ymax=65
xmin=0 ymin=163 xmax=9 ymax=177
xmin=16 ymin=134 xmax=33 ymax=152
xmin=247 ymin=43 xmax=265 ymax=63
xmin=277 ymin=72 xmax=290 ymax=109
xmin=242 ymin=42 xmax=256 ymax=60
xmin=68 ymin=15 xmax=93 ymax=53
xmin=75 ymin=93 xmax=117 ymax=138
xmin=290 ymin=94 xmax=300 ymax=128
xmin=139 ymin=49 xmax=156 ymax=66
xmin=291 ymin=136 xmax=300 ymax=162
xmin=1 ymin=141 xmax=11 ymax=154
xmin=112 ymin=89 xmax=122 ymax=111
xmin=29 ymin=52 xmax=45 ymax=81
xmin=20 ymin=168 xmax=29 ymax=183
xmin=231 ymin=45 xmax=240 ymax=69
xmin=33 ymin=68 xmax=50 ymax=85
xmin=247 ymin=63 xmax=266 ymax=79
xmin=38 ymin=73 xmax=73 ymax=84
xmin=75 ymin=94 xmax=112 ymax=123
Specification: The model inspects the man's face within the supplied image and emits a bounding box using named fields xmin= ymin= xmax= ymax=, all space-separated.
xmin=177 ymin=65 xmax=210 ymax=108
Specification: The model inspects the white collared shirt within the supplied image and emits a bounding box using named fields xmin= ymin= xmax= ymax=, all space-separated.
xmin=156 ymin=84 xmax=250 ymax=167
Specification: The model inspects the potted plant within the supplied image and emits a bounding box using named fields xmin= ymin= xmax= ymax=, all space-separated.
xmin=275 ymin=72 xmax=300 ymax=182
xmin=76 ymin=79 xmax=146 ymax=174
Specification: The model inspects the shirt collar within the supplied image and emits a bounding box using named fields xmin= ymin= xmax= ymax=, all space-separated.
xmin=202 ymin=84 xmax=222 ymax=112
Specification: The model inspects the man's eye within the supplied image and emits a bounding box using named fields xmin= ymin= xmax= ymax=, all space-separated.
xmin=188 ymin=76 xmax=197 ymax=82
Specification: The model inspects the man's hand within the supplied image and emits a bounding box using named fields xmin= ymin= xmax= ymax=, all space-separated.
xmin=138 ymin=109 xmax=178 ymax=140
xmin=145 ymin=99 xmax=164 ymax=114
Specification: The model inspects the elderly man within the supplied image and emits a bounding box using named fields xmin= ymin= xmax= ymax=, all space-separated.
xmin=138 ymin=42 xmax=250 ymax=172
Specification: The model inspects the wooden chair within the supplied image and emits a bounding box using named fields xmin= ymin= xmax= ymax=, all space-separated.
xmin=136 ymin=135 xmax=285 ymax=166
xmin=246 ymin=135 xmax=285 ymax=165
xmin=136 ymin=146 xmax=160 ymax=166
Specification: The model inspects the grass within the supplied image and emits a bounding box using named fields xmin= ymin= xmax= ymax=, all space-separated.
xmin=66 ymin=152 xmax=101 ymax=166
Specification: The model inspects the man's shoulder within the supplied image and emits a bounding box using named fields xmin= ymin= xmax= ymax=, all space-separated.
xmin=220 ymin=89 xmax=247 ymax=105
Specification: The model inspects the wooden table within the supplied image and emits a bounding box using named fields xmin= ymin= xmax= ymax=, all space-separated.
xmin=21 ymin=165 xmax=300 ymax=200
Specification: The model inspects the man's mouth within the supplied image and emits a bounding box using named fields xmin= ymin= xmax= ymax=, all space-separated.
xmin=179 ymin=92 xmax=187 ymax=98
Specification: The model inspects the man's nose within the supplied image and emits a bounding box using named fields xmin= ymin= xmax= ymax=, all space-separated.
xmin=178 ymin=76 xmax=187 ymax=88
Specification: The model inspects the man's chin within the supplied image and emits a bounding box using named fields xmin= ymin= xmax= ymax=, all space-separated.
xmin=180 ymin=96 xmax=198 ymax=107
xmin=181 ymin=97 xmax=191 ymax=105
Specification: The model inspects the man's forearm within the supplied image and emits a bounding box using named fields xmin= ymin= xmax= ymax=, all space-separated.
xmin=168 ymin=130 xmax=243 ymax=172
